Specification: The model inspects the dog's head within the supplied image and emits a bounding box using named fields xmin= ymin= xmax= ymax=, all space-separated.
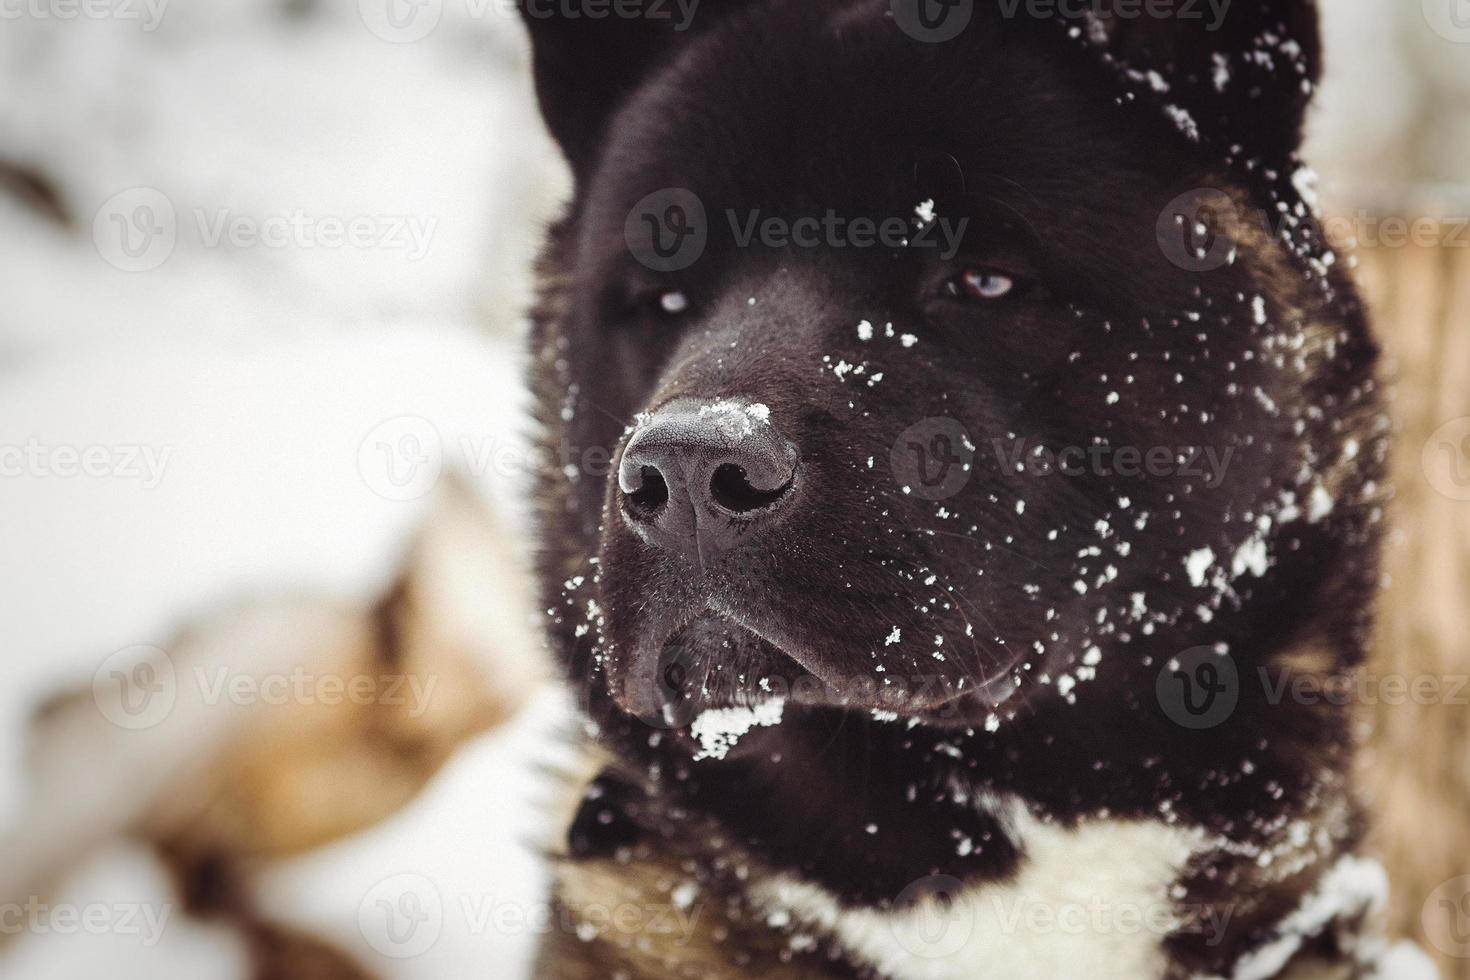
xmin=524 ymin=0 xmax=1381 ymax=753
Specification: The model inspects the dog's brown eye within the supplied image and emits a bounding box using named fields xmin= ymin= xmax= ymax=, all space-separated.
xmin=947 ymin=269 xmax=1016 ymax=302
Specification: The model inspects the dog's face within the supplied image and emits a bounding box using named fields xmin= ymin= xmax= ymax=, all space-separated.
xmin=527 ymin=1 xmax=1379 ymax=756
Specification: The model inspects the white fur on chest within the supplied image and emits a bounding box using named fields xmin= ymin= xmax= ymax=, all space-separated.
xmin=753 ymin=797 xmax=1207 ymax=980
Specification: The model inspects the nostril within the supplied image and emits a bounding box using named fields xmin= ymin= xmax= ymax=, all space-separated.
xmin=627 ymin=465 xmax=669 ymax=516
xmin=709 ymin=462 xmax=791 ymax=514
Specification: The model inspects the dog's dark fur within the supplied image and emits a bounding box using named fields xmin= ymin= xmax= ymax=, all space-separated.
xmin=521 ymin=2 xmax=1391 ymax=976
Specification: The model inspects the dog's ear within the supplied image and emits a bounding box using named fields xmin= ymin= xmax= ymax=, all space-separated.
xmin=518 ymin=1 xmax=756 ymax=178
xmin=1082 ymin=0 xmax=1321 ymax=164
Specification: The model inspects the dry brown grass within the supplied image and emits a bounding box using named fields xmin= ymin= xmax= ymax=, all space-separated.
xmin=1355 ymin=225 xmax=1470 ymax=977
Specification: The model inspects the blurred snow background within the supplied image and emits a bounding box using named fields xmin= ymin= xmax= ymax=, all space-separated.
xmin=0 ymin=0 xmax=1464 ymax=977
xmin=0 ymin=2 xmax=569 ymax=976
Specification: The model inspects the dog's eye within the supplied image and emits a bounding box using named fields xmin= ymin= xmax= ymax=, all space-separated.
xmin=617 ymin=285 xmax=691 ymax=323
xmin=944 ymin=268 xmax=1017 ymax=302
xmin=656 ymin=290 xmax=690 ymax=316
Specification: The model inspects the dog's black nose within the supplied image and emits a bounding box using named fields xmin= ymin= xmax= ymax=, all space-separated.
xmin=618 ymin=400 xmax=798 ymax=566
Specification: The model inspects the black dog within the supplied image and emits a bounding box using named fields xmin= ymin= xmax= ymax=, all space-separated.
xmin=520 ymin=1 xmax=1402 ymax=976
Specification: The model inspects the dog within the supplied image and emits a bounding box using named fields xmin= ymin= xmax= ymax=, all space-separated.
xmin=520 ymin=1 xmax=1424 ymax=976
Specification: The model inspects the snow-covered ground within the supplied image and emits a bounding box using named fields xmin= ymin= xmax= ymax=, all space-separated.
xmin=0 ymin=0 xmax=1464 ymax=976
xmin=0 ymin=3 xmax=569 ymax=976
